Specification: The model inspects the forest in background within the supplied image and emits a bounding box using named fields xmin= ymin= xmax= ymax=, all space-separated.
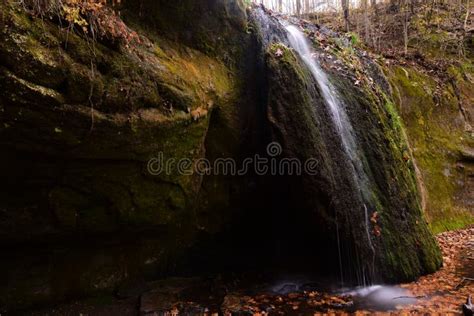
xmin=252 ymin=0 xmax=473 ymax=56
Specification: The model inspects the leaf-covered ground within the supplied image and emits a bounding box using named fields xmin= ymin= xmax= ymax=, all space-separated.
xmin=396 ymin=227 xmax=474 ymax=315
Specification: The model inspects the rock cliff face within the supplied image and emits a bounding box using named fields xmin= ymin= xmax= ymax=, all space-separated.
xmin=0 ymin=0 xmax=447 ymax=311
xmin=0 ymin=0 xmax=244 ymax=241
xmin=250 ymin=9 xmax=441 ymax=283
xmin=385 ymin=64 xmax=473 ymax=233
xmin=0 ymin=0 xmax=252 ymax=309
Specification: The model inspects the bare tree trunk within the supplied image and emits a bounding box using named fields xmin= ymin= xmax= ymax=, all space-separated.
xmin=458 ymin=0 xmax=470 ymax=56
xmin=464 ymin=0 xmax=471 ymax=30
xmin=371 ymin=0 xmax=379 ymax=48
xmin=296 ymin=0 xmax=302 ymax=16
xmin=402 ymin=1 xmax=410 ymax=54
xmin=362 ymin=0 xmax=370 ymax=40
xmin=426 ymin=0 xmax=435 ymax=23
xmin=390 ymin=0 xmax=400 ymax=12
xmin=410 ymin=0 xmax=416 ymax=13
xmin=342 ymin=0 xmax=350 ymax=31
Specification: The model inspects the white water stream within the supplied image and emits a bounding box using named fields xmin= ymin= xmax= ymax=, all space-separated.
xmin=285 ymin=25 xmax=376 ymax=284
xmin=285 ymin=25 xmax=370 ymax=198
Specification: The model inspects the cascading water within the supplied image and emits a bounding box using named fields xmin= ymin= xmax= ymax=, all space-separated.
xmin=285 ymin=24 xmax=376 ymax=284
xmin=285 ymin=25 xmax=370 ymax=200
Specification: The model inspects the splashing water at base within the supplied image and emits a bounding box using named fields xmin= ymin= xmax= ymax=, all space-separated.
xmin=269 ymin=278 xmax=419 ymax=311
xmin=342 ymin=285 xmax=419 ymax=310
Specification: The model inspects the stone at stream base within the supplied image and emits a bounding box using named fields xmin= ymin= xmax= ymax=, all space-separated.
xmin=116 ymin=279 xmax=150 ymax=300
xmin=139 ymin=278 xmax=214 ymax=315
xmin=463 ymin=295 xmax=473 ymax=316
xmin=139 ymin=293 xmax=209 ymax=315
xmin=140 ymin=291 xmax=178 ymax=315
xmin=140 ymin=292 xmax=269 ymax=315
xmin=460 ymin=147 xmax=474 ymax=162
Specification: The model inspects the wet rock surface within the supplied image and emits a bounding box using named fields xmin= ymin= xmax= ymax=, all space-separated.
xmin=251 ymin=5 xmax=441 ymax=283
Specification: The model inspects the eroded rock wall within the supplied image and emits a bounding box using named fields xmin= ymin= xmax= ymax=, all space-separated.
xmin=0 ymin=0 xmax=251 ymax=309
xmin=251 ymin=9 xmax=442 ymax=283
xmin=385 ymin=64 xmax=473 ymax=233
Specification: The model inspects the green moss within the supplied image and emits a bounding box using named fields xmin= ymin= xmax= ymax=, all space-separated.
xmin=385 ymin=64 xmax=473 ymax=233
xmin=269 ymin=44 xmax=309 ymax=85
xmin=0 ymin=0 xmax=238 ymax=234
xmin=430 ymin=213 xmax=474 ymax=234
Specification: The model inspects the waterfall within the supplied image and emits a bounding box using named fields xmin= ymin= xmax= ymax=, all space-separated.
xmin=285 ymin=24 xmax=376 ymax=284
xmin=285 ymin=25 xmax=371 ymax=200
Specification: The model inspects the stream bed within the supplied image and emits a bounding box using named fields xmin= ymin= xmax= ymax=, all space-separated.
xmin=25 ymin=227 xmax=472 ymax=315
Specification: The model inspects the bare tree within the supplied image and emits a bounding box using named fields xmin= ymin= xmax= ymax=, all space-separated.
xmin=362 ymin=0 xmax=370 ymax=39
xmin=402 ymin=0 xmax=410 ymax=54
xmin=342 ymin=0 xmax=350 ymax=31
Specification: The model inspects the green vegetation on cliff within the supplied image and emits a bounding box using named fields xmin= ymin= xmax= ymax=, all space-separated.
xmin=386 ymin=64 xmax=473 ymax=233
